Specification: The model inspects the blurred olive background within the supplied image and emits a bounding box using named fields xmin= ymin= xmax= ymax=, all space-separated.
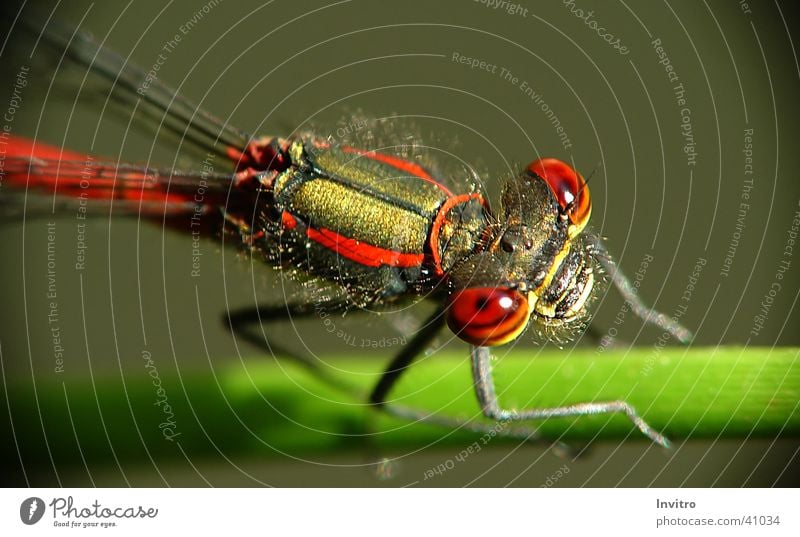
xmin=0 ymin=0 xmax=798 ymax=486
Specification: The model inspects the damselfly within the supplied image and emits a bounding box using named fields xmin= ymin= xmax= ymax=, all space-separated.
xmin=0 ymin=11 xmax=691 ymax=448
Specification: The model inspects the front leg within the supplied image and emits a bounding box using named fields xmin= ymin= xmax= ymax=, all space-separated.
xmin=470 ymin=346 xmax=670 ymax=447
xmin=224 ymin=301 xmax=363 ymax=394
xmin=226 ymin=303 xmax=554 ymax=444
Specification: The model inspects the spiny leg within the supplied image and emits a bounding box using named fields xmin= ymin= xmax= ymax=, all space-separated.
xmin=225 ymin=301 xmax=408 ymax=473
xmin=370 ymin=309 xmax=566 ymax=445
xmin=368 ymin=308 xmax=447 ymax=406
xmin=588 ymin=235 xmax=693 ymax=343
xmin=223 ymin=301 xmax=362 ymax=394
xmin=366 ymin=308 xmax=492 ymax=430
xmin=225 ymin=303 xmax=565 ymax=446
xmin=470 ymin=345 xmax=670 ymax=447
xmin=226 ymin=302 xmax=550 ymax=442
xmin=225 ymin=302 xmax=466 ymax=417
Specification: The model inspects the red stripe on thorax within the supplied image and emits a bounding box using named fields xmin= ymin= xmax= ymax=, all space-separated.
xmin=306 ymin=226 xmax=424 ymax=268
xmin=281 ymin=211 xmax=298 ymax=230
xmin=340 ymin=146 xmax=453 ymax=197
xmin=428 ymin=193 xmax=487 ymax=276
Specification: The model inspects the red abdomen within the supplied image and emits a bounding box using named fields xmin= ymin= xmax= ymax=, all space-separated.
xmin=1 ymin=135 xmax=235 ymax=213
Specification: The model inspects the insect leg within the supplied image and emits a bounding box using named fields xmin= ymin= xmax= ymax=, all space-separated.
xmin=470 ymin=346 xmax=670 ymax=447
xmin=588 ymin=235 xmax=693 ymax=343
xmin=225 ymin=304 xmax=558 ymax=444
xmin=368 ymin=307 xmax=446 ymax=407
xmin=368 ymin=310 xmax=561 ymax=443
xmin=224 ymin=302 xmax=360 ymax=394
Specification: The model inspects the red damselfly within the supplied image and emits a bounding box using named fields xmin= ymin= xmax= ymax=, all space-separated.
xmin=0 ymin=12 xmax=691 ymax=448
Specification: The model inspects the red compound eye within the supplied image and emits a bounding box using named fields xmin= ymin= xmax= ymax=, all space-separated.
xmin=526 ymin=158 xmax=592 ymax=232
xmin=446 ymin=287 xmax=530 ymax=346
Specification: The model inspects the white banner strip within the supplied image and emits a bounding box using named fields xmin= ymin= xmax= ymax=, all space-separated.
xmin=1 ymin=488 xmax=797 ymax=535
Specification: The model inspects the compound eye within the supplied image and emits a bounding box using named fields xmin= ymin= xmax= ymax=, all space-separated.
xmin=526 ymin=158 xmax=592 ymax=235
xmin=446 ymin=287 xmax=530 ymax=346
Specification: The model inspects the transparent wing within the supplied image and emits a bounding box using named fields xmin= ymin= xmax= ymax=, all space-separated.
xmin=11 ymin=4 xmax=252 ymax=162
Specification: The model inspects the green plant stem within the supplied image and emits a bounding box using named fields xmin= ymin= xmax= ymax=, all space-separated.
xmin=4 ymin=347 xmax=798 ymax=464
